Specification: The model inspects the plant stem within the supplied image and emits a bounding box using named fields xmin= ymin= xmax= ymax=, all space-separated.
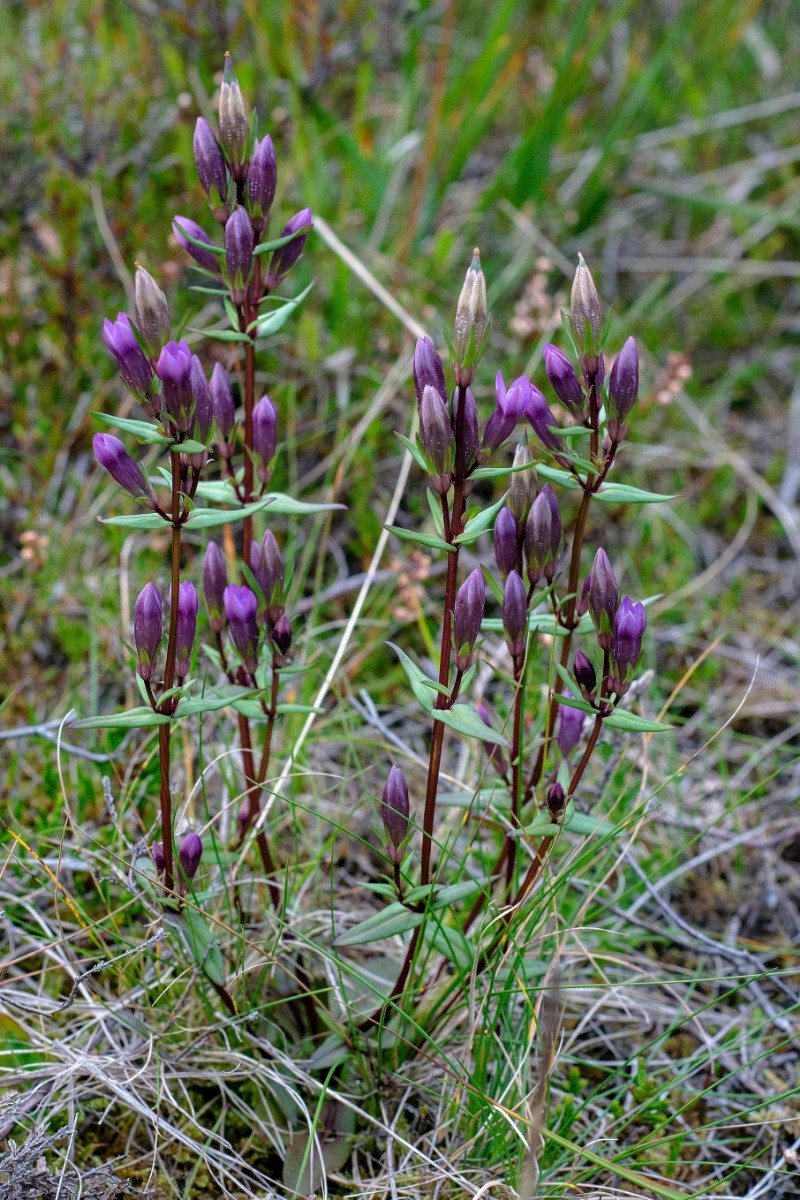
xmin=156 ymin=448 xmax=184 ymax=893
xmin=505 ymin=650 xmax=525 ymax=895
xmin=236 ymin=711 xmax=280 ymax=909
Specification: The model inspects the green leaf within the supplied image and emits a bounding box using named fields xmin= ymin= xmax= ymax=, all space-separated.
xmin=98 ymin=512 xmax=170 ymax=530
xmin=550 ymin=425 xmax=593 ymax=441
xmin=471 ymin=457 xmax=539 ymax=481
xmin=425 ymin=921 xmax=472 ymax=971
xmin=175 ymin=224 xmax=224 ymax=257
xmin=333 ymin=902 xmax=423 ymax=947
xmin=94 ymin=413 xmax=170 ymax=445
xmin=386 ymin=525 xmax=454 ymax=554
xmin=555 ymin=692 xmax=596 ymax=715
xmin=426 ymin=488 xmax=446 ymax=538
xmin=263 ymin=492 xmax=345 ymax=516
xmin=183 ymin=498 xmax=273 ymax=529
xmin=395 ymin=432 xmax=430 ymax=473
xmin=563 ymin=808 xmax=616 ymax=837
xmin=173 ymin=438 xmax=207 ymax=455
xmin=173 ymin=908 xmax=227 ymax=988
xmin=522 ymin=812 xmax=560 ymax=837
xmin=535 ymin=465 xmax=582 ymax=491
xmin=432 ymin=877 xmax=488 ymax=906
xmin=187 ymin=327 xmax=252 ymax=344
xmin=177 ymin=688 xmax=253 ymax=717
xmin=252 ymin=281 xmax=314 ymax=338
xmin=604 ymin=709 xmax=672 ymax=733
xmin=252 ymin=225 xmax=313 ymax=256
xmin=454 ymin=494 xmax=507 ymax=545
xmin=223 ymin=296 xmax=240 ymax=332
xmin=193 ymin=480 xmax=238 ymax=503
xmin=592 ymin=481 xmax=675 ymax=505
xmin=387 ymin=642 xmax=435 ymax=713
xmin=435 ymin=703 xmax=510 ymax=747
xmin=72 ymin=706 xmax=169 ymax=730
xmin=276 ymin=703 xmax=325 ymax=715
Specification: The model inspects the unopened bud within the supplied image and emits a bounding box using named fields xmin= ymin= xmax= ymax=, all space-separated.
xmin=494 ymin=505 xmax=520 ymax=579
xmin=453 ymin=249 xmax=489 ymax=387
xmin=174 ymin=581 xmax=198 ymax=680
xmin=172 ymin=216 xmax=223 ymax=276
xmin=193 ymin=117 xmax=229 ymax=222
xmin=248 ymin=135 xmax=277 ymax=232
xmin=188 ymin=356 xmax=212 ymax=468
xmin=557 ymin=695 xmax=584 ymax=759
xmin=155 ymin=339 xmax=194 ymax=432
xmin=210 ymin=363 xmax=236 ymax=441
xmin=412 ymin=336 xmax=447 ymax=407
xmin=524 ymin=386 xmax=562 ymax=453
xmin=252 ymin=394 xmax=277 ymax=482
xmin=271 ymin=612 xmax=292 ymax=658
xmin=609 ymin=596 xmax=647 ymax=695
xmin=102 ymin=313 xmax=154 ymax=397
xmin=134 ymin=268 xmax=170 ymax=358
xmin=218 ymin=53 xmax=250 ymax=172
xmin=266 ymin=208 xmax=313 ymax=288
xmin=381 ymin=765 xmax=410 ymax=855
xmin=134 ymin=582 xmax=163 ymax=682
xmin=225 ymin=205 xmax=254 ymax=304
xmin=507 ymin=441 xmax=536 ymax=524
xmin=588 ymin=548 xmax=619 ymax=650
xmin=570 ymin=253 xmax=602 ymax=354
xmin=543 ymin=343 xmax=585 ymax=418
xmin=573 ymin=649 xmax=597 ymax=699
xmin=224 ymin=584 xmax=260 ymax=673
xmin=502 ymin=570 xmax=528 ymax=658
xmin=524 ymin=484 xmax=561 ymax=585
xmin=178 ymin=831 xmax=203 ymax=881
xmin=453 ymin=568 xmax=485 ymax=671
xmin=547 ymin=782 xmax=565 ymax=818
xmin=203 ymin=541 xmax=228 ymax=633
xmin=452 ymin=385 xmax=480 ymax=478
xmin=93 ymin=433 xmax=155 ymax=505
xmin=419 ymin=383 xmax=454 ymax=494
xmin=250 ymin=529 xmax=284 ymax=626
xmin=151 ymin=842 xmax=166 ymax=873
xmin=607 ymin=336 xmax=639 ymax=439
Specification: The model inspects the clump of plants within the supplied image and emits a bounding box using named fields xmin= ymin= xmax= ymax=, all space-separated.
xmin=80 ymin=53 xmax=674 ymax=1190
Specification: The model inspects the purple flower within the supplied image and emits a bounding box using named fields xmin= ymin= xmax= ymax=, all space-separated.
xmin=218 ymin=53 xmax=250 ymax=170
xmin=188 ymin=356 xmax=212 ymax=465
xmin=174 ymin=581 xmax=198 ymax=680
xmin=608 ymin=336 xmax=639 ymax=437
xmin=267 ymin=208 xmax=313 ymax=287
xmin=494 ymin=505 xmax=519 ymax=579
xmin=588 ymin=548 xmax=619 ymax=651
xmin=419 ymin=384 xmax=454 ymax=494
xmin=151 ymin=842 xmax=166 ymax=873
xmin=203 ymin=541 xmax=228 ymax=633
xmin=482 ymin=372 xmax=530 ymax=456
xmin=134 ymin=582 xmax=163 ymax=682
xmin=252 ymin=394 xmax=277 ymax=482
xmin=225 ymin=205 xmax=254 ymax=303
xmin=413 ymin=336 xmax=447 ymax=407
xmin=193 ymin=116 xmax=229 ymax=221
xmin=523 ymin=385 xmax=562 ymax=453
xmin=173 ymin=216 xmax=223 ymax=275
xmin=381 ymin=765 xmax=410 ymax=859
xmin=452 ymin=386 xmax=479 ymax=477
xmin=178 ymin=831 xmax=203 ymax=881
xmin=156 ymin=340 xmax=194 ymax=431
xmin=224 ymin=584 xmax=260 ymax=672
xmin=210 ymin=363 xmax=236 ymax=440
xmin=610 ymin=596 xmax=647 ymax=695
xmin=557 ymin=694 xmax=584 ymax=758
xmin=543 ymin=343 xmax=585 ymax=418
xmin=250 ymin=529 xmax=284 ymax=625
xmin=134 ymin=268 xmax=170 ymax=358
xmin=248 ymin=135 xmax=277 ymax=231
xmin=453 ymin=568 xmax=485 ymax=671
xmin=502 ymin=570 xmax=528 ymax=658
xmin=271 ymin=613 xmax=292 ymax=658
xmin=573 ymin=649 xmax=597 ymax=699
xmin=102 ymin=313 xmax=153 ymax=397
xmin=547 ymin=782 xmax=565 ymax=817
xmin=93 ymin=433 xmax=155 ymax=504
xmin=524 ymin=485 xmax=561 ymax=585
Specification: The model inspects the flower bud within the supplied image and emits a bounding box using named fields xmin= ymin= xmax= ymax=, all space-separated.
xmin=224 ymin=584 xmax=260 ymax=673
xmin=188 ymin=356 xmax=212 ymax=468
xmin=524 ymin=386 xmax=562 ymax=453
xmin=271 ymin=612 xmax=292 ymax=658
xmin=248 ymin=135 xmax=277 ymax=232
xmin=547 ymin=782 xmax=566 ymax=818
xmin=557 ymin=695 xmax=584 ymax=759
xmin=412 ymin=336 xmax=447 ymax=407
xmin=453 ymin=249 xmax=489 ymax=387
xmin=193 ymin=116 xmax=229 ymax=221
xmin=419 ymin=383 xmax=454 ymax=494
xmin=203 ymin=541 xmax=228 ymax=633
xmin=174 ymin=581 xmax=198 ymax=680
xmin=102 ymin=313 xmax=154 ymax=397
xmin=252 ymin=394 xmax=277 ymax=482
xmin=502 ymin=570 xmax=528 ymax=658
xmin=609 ymin=596 xmax=647 ymax=695
xmin=524 ymin=485 xmax=561 ymax=585
xmin=134 ymin=582 xmax=163 ymax=682
xmin=210 ymin=363 xmax=236 ymax=441
xmin=151 ymin=842 xmax=166 ymax=873
xmin=250 ymin=529 xmax=285 ymax=626
xmin=381 ymin=765 xmax=410 ymax=857
xmin=225 ymin=205 xmax=254 ymax=304
xmin=588 ymin=548 xmax=619 ymax=651
xmin=155 ymin=339 xmax=194 ymax=431
xmin=134 ymin=268 xmax=171 ymax=358
xmin=573 ymin=649 xmax=597 ymax=699
xmin=267 ymin=208 xmax=313 ymax=288
xmin=452 ymin=385 xmax=480 ymax=478
xmin=607 ymin=336 xmax=639 ymax=439
xmin=172 ymin=216 xmax=223 ymax=275
xmin=570 ymin=253 xmax=602 ymax=354
xmin=93 ymin=433 xmax=155 ymax=504
xmin=507 ymin=441 xmax=536 ymax=525
xmin=543 ymin=343 xmax=585 ymax=418
xmin=494 ymin=505 xmax=519 ymax=578
xmin=218 ymin=53 xmax=250 ymax=171
xmin=178 ymin=831 xmax=203 ymax=881
xmin=453 ymin=568 xmax=485 ymax=671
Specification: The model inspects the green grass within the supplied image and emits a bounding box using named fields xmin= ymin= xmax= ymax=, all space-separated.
xmin=2 ymin=1 xmax=800 ymax=1197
